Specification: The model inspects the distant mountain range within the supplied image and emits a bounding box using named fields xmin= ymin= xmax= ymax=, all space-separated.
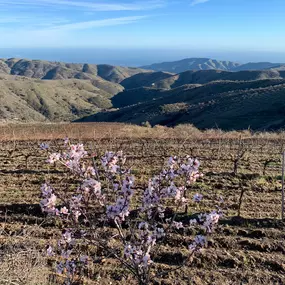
xmin=141 ymin=58 xmax=285 ymax=73
xmin=1 ymin=57 xmax=285 ymax=130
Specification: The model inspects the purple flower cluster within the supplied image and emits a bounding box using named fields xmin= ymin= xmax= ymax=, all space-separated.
xmin=106 ymin=176 xmax=134 ymax=222
xmin=48 ymin=229 xmax=88 ymax=284
xmin=40 ymin=140 xmax=221 ymax=284
xmin=40 ymin=184 xmax=57 ymax=214
xmin=142 ymin=156 xmax=203 ymax=219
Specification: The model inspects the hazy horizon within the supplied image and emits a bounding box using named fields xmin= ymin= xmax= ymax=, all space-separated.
xmin=1 ymin=48 xmax=285 ymax=67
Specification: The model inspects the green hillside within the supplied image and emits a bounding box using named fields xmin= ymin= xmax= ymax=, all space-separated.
xmin=2 ymin=57 xmax=285 ymax=130
xmin=0 ymin=74 xmax=113 ymax=122
xmin=78 ymin=79 xmax=285 ymax=130
xmin=0 ymin=58 xmax=148 ymax=83
xmin=120 ymin=69 xmax=284 ymax=91
xmin=120 ymin=71 xmax=173 ymax=89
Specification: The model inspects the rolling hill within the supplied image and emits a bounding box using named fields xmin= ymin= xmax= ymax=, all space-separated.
xmin=122 ymin=69 xmax=284 ymax=90
xmin=120 ymin=71 xmax=174 ymax=89
xmin=153 ymin=69 xmax=284 ymax=89
xmin=141 ymin=58 xmax=285 ymax=73
xmin=233 ymin=62 xmax=283 ymax=71
xmin=0 ymin=58 xmax=148 ymax=84
xmin=141 ymin=58 xmax=240 ymax=73
xmin=78 ymin=79 xmax=285 ymax=130
xmin=0 ymin=74 xmax=114 ymax=122
xmin=2 ymin=57 xmax=285 ymax=129
xmin=0 ymin=58 xmax=150 ymax=100
xmin=0 ymin=58 xmax=152 ymax=122
xmin=111 ymin=84 xmax=201 ymax=108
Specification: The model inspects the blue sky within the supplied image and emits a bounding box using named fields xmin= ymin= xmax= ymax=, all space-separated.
xmin=1 ymin=0 xmax=285 ymax=53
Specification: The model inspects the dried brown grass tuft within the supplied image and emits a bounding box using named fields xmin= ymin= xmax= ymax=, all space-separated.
xmin=0 ymin=238 xmax=51 ymax=285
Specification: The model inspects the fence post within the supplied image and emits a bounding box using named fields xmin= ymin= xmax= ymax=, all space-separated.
xmin=281 ymin=151 xmax=285 ymax=220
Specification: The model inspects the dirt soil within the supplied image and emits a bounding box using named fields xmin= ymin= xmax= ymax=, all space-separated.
xmin=0 ymin=125 xmax=285 ymax=285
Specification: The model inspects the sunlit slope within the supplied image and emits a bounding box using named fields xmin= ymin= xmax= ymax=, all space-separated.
xmin=0 ymin=74 xmax=113 ymax=122
xmin=78 ymin=79 xmax=285 ymax=130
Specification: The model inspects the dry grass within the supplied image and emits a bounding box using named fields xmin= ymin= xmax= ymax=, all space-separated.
xmin=1 ymin=122 xmax=285 ymax=142
xmin=0 ymin=238 xmax=50 ymax=285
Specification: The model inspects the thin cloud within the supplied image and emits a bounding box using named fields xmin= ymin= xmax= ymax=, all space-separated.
xmin=0 ymin=17 xmax=28 ymax=23
xmin=190 ymin=0 xmax=210 ymax=6
xmin=0 ymin=1 xmax=157 ymax=31
xmin=0 ymin=0 xmax=165 ymax=11
xmin=49 ymin=16 xmax=148 ymax=31
xmin=0 ymin=15 xmax=69 ymax=28
xmin=0 ymin=15 xmax=149 ymax=47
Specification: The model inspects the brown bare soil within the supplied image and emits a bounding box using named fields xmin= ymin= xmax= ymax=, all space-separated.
xmin=0 ymin=123 xmax=285 ymax=285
